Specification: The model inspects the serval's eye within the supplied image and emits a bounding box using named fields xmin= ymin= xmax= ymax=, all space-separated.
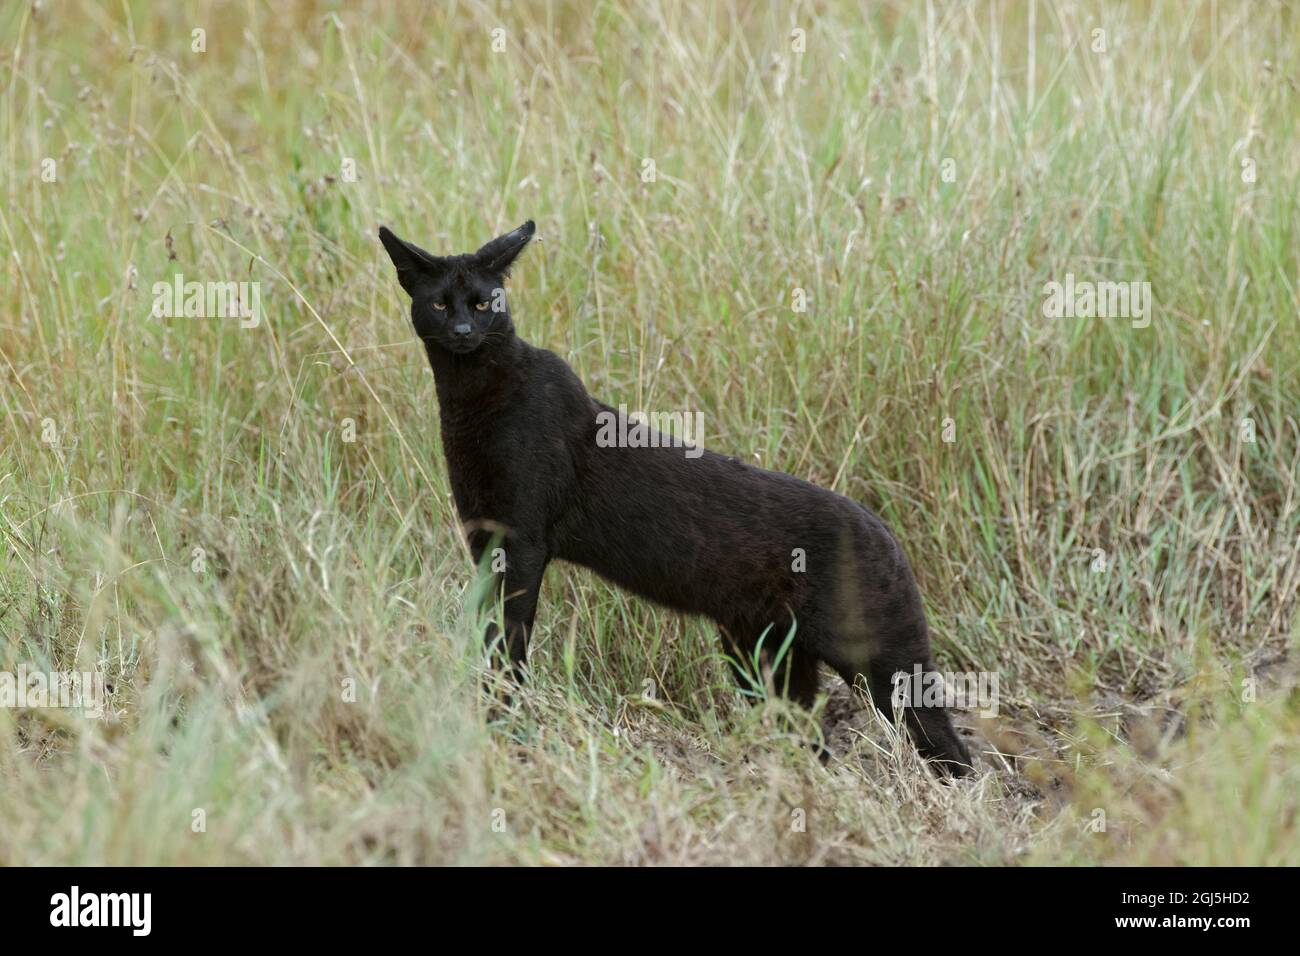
xmin=475 ymin=301 xmax=490 ymax=311
xmin=432 ymin=302 xmax=446 ymax=311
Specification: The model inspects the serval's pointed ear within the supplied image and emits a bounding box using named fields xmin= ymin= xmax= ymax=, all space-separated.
xmin=378 ymin=225 xmax=444 ymax=296
xmin=473 ymin=220 xmax=535 ymax=277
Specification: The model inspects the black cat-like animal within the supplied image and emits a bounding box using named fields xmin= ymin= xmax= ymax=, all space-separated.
xmin=379 ymin=220 xmax=972 ymax=776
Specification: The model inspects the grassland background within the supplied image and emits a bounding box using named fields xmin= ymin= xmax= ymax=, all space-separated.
xmin=1 ymin=0 xmax=1297 ymax=865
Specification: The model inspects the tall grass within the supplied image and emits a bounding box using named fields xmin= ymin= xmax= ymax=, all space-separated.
xmin=0 ymin=0 xmax=1296 ymax=864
